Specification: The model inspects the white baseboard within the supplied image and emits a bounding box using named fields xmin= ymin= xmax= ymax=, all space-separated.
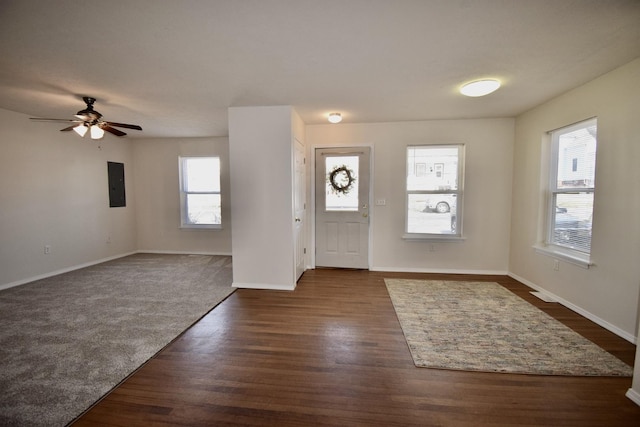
xmin=232 ymin=282 xmax=296 ymax=291
xmin=508 ymin=272 xmax=637 ymax=344
xmin=372 ymin=266 xmax=508 ymax=275
xmin=626 ymin=388 xmax=640 ymax=407
xmin=0 ymin=251 xmax=233 ymax=292
xmin=137 ymin=250 xmax=232 ymax=256
xmin=0 ymin=251 xmax=137 ymax=291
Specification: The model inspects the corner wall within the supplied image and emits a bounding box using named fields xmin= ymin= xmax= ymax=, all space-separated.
xmin=228 ymin=106 xmax=297 ymax=289
xmin=307 ymin=118 xmax=515 ymax=274
xmin=0 ymin=108 xmax=137 ymax=289
xmin=509 ymin=58 xmax=640 ymax=341
xmin=132 ymin=137 xmax=232 ymax=255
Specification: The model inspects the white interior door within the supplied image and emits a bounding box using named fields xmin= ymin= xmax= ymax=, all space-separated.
xmin=315 ymin=147 xmax=370 ymax=269
xmin=294 ymin=139 xmax=305 ymax=281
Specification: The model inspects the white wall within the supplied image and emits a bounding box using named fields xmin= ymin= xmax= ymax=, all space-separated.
xmin=0 ymin=113 xmax=232 ymax=289
xmin=631 ymin=310 xmax=640 ymax=405
xmin=2 ymin=60 xmax=637 ymax=344
xmin=229 ymin=106 xmax=301 ymax=290
xmin=0 ymin=108 xmax=137 ymax=289
xmin=509 ymin=58 xmax=640 ymax=341
xmin=306 ymin=118 xmax=515 ymax=273
xmin=133 ymin=137 xmax=232 ymax=255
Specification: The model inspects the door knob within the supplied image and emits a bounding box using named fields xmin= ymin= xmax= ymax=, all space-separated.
xmin=362 ymin=213 xmax=368 ymax=218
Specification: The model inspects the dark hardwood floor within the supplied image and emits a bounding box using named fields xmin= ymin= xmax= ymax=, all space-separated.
xmin=73 ymin=270 xmax=639 ymax=426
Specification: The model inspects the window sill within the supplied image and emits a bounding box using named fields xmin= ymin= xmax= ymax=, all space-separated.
xmin=533 ymin=244 xmax=594 ymax=269
xmin=403 ymin=234 xmax=465 ymax=242
xmin=180 ymin=224 xmax=222 ymax=230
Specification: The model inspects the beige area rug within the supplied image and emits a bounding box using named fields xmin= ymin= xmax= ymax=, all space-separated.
xmin=0 ymin=253 xmax=235 ymax=427
xmin=384 ymin=279 xmax=633 ymax=376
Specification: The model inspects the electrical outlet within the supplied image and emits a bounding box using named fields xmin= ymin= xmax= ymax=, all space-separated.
xmin=44 ymin=245 xmax=51 ymax=255
xmin=553 ymin=259 xmax=560 ymax=271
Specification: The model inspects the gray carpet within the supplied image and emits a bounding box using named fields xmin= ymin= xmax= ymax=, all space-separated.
xmin=0 ymin=253 xmax=235 ymax=426
xmin=385 ymin=279 xmax=633 ymax=376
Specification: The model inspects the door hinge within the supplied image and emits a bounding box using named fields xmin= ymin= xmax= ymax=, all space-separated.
xmin=304 ymin=248 xmax=306 ymax=254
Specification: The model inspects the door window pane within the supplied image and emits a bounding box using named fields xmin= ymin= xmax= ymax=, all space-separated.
xmin=325 ymin=155 xmax=358 ymax=211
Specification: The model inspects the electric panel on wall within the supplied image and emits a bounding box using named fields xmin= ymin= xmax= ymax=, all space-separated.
xmin=107 ymin=161 xmax=126 ymax=208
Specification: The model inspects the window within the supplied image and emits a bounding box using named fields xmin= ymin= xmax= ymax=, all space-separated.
xmin=179 ymin=156 xmax=221 ymax=228
xmin=547 ymin=118 xmax=597 ymax=255
xmin=405 ymin=145 xmax=464 ymax=238
xmin=325 ymin=155 xmax=359 ymax=212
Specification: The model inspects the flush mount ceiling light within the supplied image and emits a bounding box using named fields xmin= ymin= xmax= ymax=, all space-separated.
xmin=460 ymin=79 xmax=501 ymax=97
xmin=328 ymin=112 xmax=342 ymax=123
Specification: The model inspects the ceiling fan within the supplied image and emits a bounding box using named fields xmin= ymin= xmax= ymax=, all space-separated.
xmin=30 ymin=97 xmax=142 ymax=139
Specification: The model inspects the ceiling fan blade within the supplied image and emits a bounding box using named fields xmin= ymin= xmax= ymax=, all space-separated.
xmin=104 ymin=121 xmax=142 ymax=131
xmin=32 ymin=99 xmax=141 ymax=137
xmin=30 ymin=118 xmax=83 ymax=123
xmin=102 ymin=125 xmax=127 ymax=137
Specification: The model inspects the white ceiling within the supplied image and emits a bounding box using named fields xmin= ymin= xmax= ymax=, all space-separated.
xmin=1 ymin=0 xmax=639 ymax=138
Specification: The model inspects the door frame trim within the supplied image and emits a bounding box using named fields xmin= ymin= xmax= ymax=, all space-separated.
xmin=310 ymin=144 xmax=374 ymax=269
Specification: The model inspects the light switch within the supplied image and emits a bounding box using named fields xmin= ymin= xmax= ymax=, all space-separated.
xmin=375 ymin=199 xmax=386 ymax=206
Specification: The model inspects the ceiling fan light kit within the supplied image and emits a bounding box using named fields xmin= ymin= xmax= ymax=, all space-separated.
xmin=90 ymin=125 xmax=105 ymax=140
xmin=72 ymin=123 xmax=88 ymax=137
xmin=30 ymin=97 xmax=142 ymax=140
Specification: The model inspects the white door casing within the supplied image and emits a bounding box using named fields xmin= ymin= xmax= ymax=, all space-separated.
xmin=294 ymin=139 xmax=305 ymax=281
xmin=315 ymin=147 xmax=370 ymax=269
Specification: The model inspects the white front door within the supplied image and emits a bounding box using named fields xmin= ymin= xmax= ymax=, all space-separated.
xmin=315 ymin=147 xmax=370 ymax=269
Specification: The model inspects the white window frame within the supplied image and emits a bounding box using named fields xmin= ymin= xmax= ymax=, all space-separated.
xmin=535 ymin=118 xmax=596 ymax=268
xmin=179 ymin=156 xmax=222 ymax=229
xmin=404 ymin=144 xmax=465 ymax=240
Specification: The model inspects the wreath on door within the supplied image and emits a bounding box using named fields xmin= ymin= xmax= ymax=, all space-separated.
xmin=328 ymin=165 xmax=356 ymax=195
